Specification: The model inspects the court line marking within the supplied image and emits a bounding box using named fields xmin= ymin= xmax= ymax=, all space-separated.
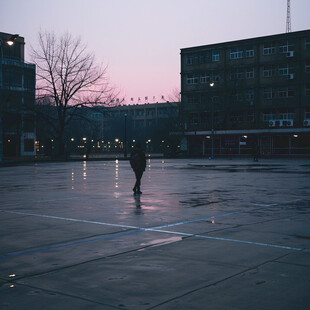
xmin=151 ymin=211 xmax=239 ymax=229
xmin=0 ymin=210 xmax=139 ymax=230
xmin=0 ymin=209 xmax=309 ymax=258
xmin=0 ymin=230 xmax=143 ymax=259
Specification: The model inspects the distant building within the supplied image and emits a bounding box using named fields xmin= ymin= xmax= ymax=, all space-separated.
xmin=35 ymin=101 xmax=180 ymax=155
xmin=90 ymin=102 xmax=180 ymax=153
xmin=179 ymin=30 xmax=310 ymax=156
xmin=0 ymin=32 xmax=36 ymax=158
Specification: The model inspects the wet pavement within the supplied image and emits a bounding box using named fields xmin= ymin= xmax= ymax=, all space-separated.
xmin=0 ymin=158 xmax=310 ymax=309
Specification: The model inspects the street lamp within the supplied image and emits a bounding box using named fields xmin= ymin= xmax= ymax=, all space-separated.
xmin=0 ymin=34 xmax=19 ymax=162
xmin=124 ymin=113 xmax=127 ymax=158
xmin=210 ymin=82 xmax=215 ymax=159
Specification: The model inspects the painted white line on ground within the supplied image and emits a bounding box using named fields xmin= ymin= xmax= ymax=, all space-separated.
xmin=0 ymin=210 xmax=140 ymax=230
xmin=1 ymin=209 xmax=309 ymax=254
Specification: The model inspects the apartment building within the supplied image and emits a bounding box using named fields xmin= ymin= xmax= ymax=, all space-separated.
xmin=0 ymin=32 xmax=36 ymax=159
xmin=180 ymin=30 xmax=310 ymax=156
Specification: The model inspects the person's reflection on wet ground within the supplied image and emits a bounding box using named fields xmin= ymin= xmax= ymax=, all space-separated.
xmin=134 ymin=194 xmax=143 ymax=215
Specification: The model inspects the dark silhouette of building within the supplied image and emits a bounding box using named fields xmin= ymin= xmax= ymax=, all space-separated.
xmin=179 ymin=30 xmax=310 ymax=156
xmin=0 ymin=32 xmax=36 ymax=159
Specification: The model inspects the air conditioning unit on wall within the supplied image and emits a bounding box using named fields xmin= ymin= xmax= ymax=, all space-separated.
xmin=304 ymin=119 xmax=310 ymax=127
xmin=286 ymin=51 xmax=294 ymax=58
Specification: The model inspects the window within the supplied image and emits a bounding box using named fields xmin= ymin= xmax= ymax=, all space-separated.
xmin=146 ymin=108 xmax=155 ymax=116
xmin=246 ymin=89 xmax=254 ymax=101
xmin=136 ymin=120 xmax=144 ymax=128
xmin=231 ymin=113 xmax=243 ymax=123
xmin=246 ymin=49 xmax=254 ymax=58
xmin=277 ymin=87 xmax=295 ymax=98
xmin=264 ymin=88 xmax=275 ymax=99
xmin=263 ymin=65 xmax=275 ymax=77
xmin=305 ymin=61 xmax=310 ymax=73
xmin=186 ymin=73 xmax=199 ymax=84
xmin=212 ymin=50 xmax=220 ymax=62
xmin=288 ymin=87 xmax=295 ymax=97
xmin=279 ymin=44 xmax=289 ymax=53
xmin=305 ymin=38 xmax=310 ymax=50
xmin=205 ymin=52 xmax=211 ymax=63
xmin=190 ymin=113 xmax=199 ymax=124
xmin=186 ymin=55 xmax=198 ymax=65
xmin=305 ymin=84 xmax=310 ymax=96
xmin=278 ymin=65 xmax=289 ymax=76
xmin=200 ymin=72 xmax=220 ymax=83
xmin=146 ymin=120 xmax=153 ymax=127
xmin=246 ymin=68 xmax=254 ymax=79
xmin=247 ymin=112 xmax=255 ymax=122
xmin=263 ymin=43 xmax=276 ymax=55
xmin=187 ymin=95 xmax=199 ymax=104
xmin=200 ymin=73 xmax=210 ymax=84
xmin=230 ymin=48 xmax=243 ymax=59
xmin=230 ymin=70 xmax=244 ymax=80
xmin=136 ymin=109 xmax=144 ymax=116
xmin=278 ymin=87 xmax=288 ymax=97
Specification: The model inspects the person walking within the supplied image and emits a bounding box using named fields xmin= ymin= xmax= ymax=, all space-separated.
xmin=130 ymin=142 xmax=146 ymax=195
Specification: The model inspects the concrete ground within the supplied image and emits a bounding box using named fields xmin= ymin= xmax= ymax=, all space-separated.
xmin=0 ymin=158 xmax=309 ymax=310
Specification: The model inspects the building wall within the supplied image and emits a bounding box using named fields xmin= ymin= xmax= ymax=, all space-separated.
xmin=180 ymin=30 xmax=310 ymax=156
xmin=0 ymin=32 xmax=36 ymax=158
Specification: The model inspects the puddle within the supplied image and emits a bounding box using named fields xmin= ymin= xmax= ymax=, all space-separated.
xmin=140 ymin=236 xmax=183 ymax=248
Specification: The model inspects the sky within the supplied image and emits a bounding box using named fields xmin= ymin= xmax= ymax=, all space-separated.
xmin=1 ymin=0 xmax=310 ymax=104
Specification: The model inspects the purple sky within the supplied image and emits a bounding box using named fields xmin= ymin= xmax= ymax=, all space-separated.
xmin=1 ymin=0 xmax=310 ymax=103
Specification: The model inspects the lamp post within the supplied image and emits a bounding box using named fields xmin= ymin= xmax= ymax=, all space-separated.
xmin=210 ymin=82 xmax=215 ymax=159
xmin=0 ymin=34 xmax=18 ymax=162
xmin=124 ymin=113 xmax=127 ymax=158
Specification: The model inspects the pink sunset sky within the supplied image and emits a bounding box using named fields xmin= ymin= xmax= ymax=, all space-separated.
xmin=1 ymin=0 xmax=310 ymax=104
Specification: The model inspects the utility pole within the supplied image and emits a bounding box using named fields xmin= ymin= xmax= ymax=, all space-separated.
xmin=286 ymin=0 xmax=291 ymax=33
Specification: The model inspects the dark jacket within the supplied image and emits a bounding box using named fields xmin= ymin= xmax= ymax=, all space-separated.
xmin=130 ymin=147 xmax=146 ymax=171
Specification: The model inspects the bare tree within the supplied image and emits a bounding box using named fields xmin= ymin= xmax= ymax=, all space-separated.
xmin=32 ymin=31 xmax=119 ymax=156
xmin=167 ymin=87 xmax=181 ymax=102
